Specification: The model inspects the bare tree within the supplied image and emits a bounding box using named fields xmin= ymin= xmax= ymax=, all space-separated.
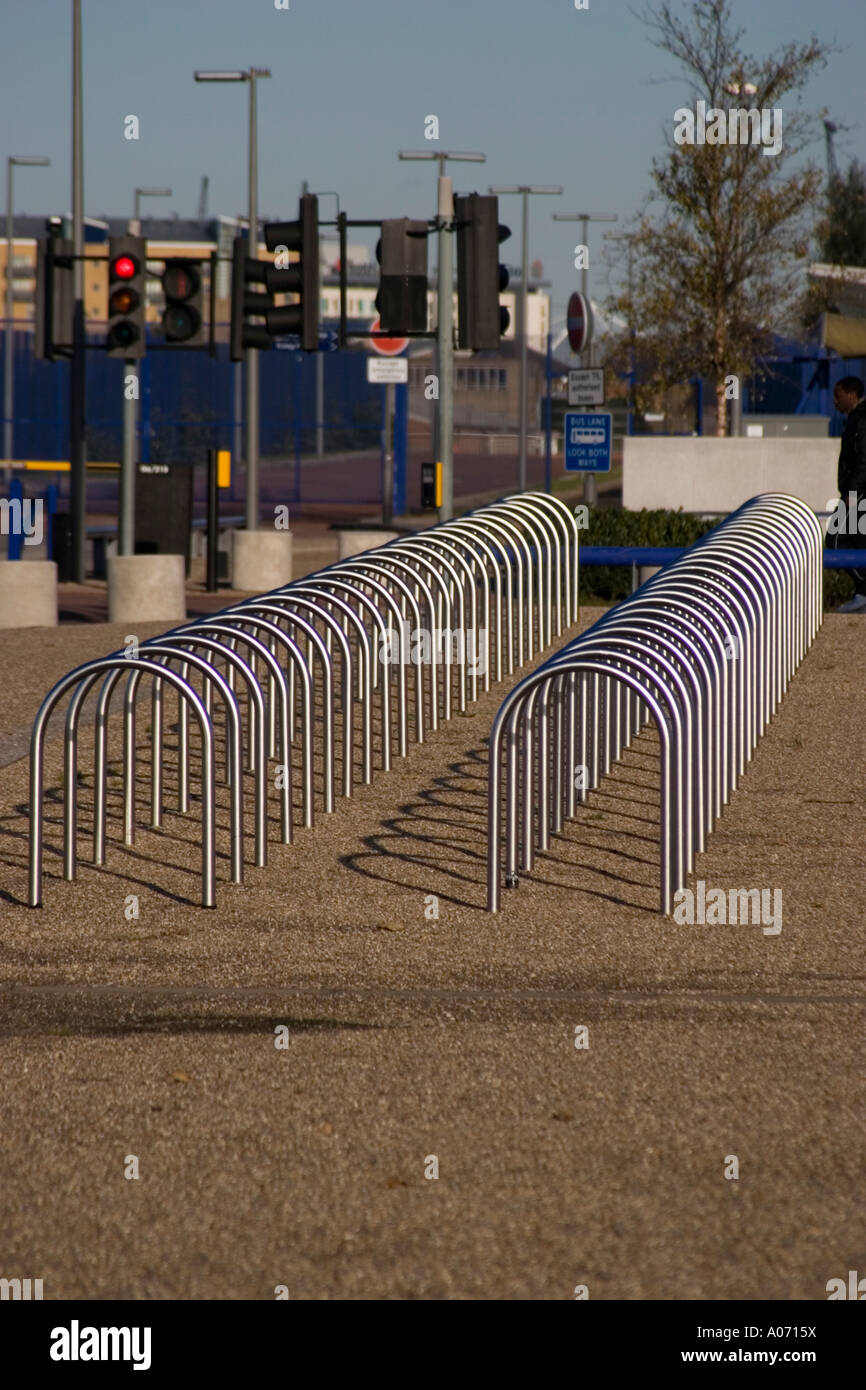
xmin=610 ymin=0 xmax=829 ymax=435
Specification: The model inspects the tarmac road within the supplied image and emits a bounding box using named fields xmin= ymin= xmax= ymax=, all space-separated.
xmin=0 ymin=609 xmax=863 ymax=1300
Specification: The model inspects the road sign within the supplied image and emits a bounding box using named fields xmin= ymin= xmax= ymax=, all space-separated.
xmin=274 ymin=328 xmax=339 ymax=352
xmin=367 ymin=356 xmax=408 ymax=384
xmin=567 ymin=290 xmax=593 ymax=354
xmin=564 ymin=411 xmax=612 ymax=472
xmin=568 ymin=367 xmax=605 ymax=406
xmin=369 ymin=316 xmax=409 ymax=356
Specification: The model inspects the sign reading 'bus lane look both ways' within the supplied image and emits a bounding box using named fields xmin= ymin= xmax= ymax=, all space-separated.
xmin=564 ymin=411 xmax=612 ymax=472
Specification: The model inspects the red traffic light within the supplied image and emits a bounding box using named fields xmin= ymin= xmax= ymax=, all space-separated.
xmin=111 ymin=255 xmax=137 ymax=280
xmin=163 ymin=263 xmax=199 ymax=301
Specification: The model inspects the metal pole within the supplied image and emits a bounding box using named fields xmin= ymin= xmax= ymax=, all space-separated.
xmin=206 ymin=446 xmax=218 ymax=591
xmin=233 ymin=362 xmax=243 ymax=495
xmin=4 ymin=161 xmax=13 ymax=465
xmin=437 ymin=174 xmax=454 ymax=521
xmin=70 ymin=0 xmax=86 ymax=581
xmin=519 ymin=191 xmax=529 ymax=492
xmin=245 ymin=74 xmax=259 ymax=531
xmin=580 ymin=215 xmax=597 ymax=508
xmin=382 ymin=380 xmax=395 ymax=525
xmin=315 ymin=349 xmax=324 ymax=457
xmin=119 ymin=361 xmax=137 ymax=554
xmin=544 ymin=330 xmax=552 ymax=493
xmin=628 ymin=242 xmax=635 ymax=437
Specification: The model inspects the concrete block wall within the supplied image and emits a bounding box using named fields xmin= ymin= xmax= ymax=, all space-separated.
xmin=623 ymin=437 xmax=838 ymax=515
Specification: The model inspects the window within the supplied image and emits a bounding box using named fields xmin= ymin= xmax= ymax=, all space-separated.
xmin=498 ymin=369 xmax=507 ymax=390
xmin=478 ymin=369 xmax=487 ymax=388
xmin=456 ymin=368 xmax=465 ymax=386
xmin=467 ymin=369 xmax=477 ymax=387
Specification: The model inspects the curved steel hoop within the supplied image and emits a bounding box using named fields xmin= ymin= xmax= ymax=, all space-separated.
xmin=487 ymin=493 xmax=822 ymax=914
xmin=28 ymin=493 xmax=578 ymax=909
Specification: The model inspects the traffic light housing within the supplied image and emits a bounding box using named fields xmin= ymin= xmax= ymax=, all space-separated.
xmin=161 ymin=258 xmax=205 ymax=347
xmin=375 ymin=218 xmax=428 ymax=334
xmin=263 ymin=193 xmax=320 ymax=351
xmin=106 ymin=235 xmax=146 ymax=359
xmin=34 ymin=218 xmax=74 ymax=361
xmin=455 ymin=194 xmax=511 ymax=351
xmin=231 ymin=194 xmax=320 ymax=359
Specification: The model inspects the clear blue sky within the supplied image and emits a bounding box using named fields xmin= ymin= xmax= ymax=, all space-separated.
xmin=3 ymin=0 xmax=864 ymax=323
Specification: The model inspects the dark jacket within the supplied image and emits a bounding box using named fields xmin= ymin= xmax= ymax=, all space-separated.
xmin=837 ymin=398 xmax=866 ymax=497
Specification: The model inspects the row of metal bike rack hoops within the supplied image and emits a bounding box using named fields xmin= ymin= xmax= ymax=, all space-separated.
xmin=28 ymin=492 xmax=579 ymax=909
xmin=486 ymin=493 xmax=823 ymax=913
xmin=27 ymin=490 xmax=820 ymax=916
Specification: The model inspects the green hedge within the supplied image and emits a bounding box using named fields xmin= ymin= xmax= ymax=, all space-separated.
xmin=578 ymin=507 xmax=717 ymax=601
xmin=577 ymin=506 xmax=851 ymax=610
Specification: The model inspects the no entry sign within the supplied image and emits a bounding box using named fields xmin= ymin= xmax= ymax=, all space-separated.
xmin=567 ymin=291 xmax=593 ymax=355
xmin=369 ymin=317 xmax=409 ymax=356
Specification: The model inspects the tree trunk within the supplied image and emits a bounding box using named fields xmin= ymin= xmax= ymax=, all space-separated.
xmin=715 ymin=378 xmax=728 ymax=437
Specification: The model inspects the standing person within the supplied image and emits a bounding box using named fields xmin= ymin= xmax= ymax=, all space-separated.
xmin=831 ymin=375 xmax=866 ymax=612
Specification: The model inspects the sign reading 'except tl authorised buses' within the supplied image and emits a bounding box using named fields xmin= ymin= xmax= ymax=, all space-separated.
xmin=564 ymin=411 xmax=612 ymax=472
xmin=567 ymin=367 xmax=605 ymax=406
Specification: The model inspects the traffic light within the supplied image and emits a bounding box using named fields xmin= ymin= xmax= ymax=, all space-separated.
xmin=455 ymin=194 xmax=511 ymax=351
xmin=161 ymin=258 xmax=205 ymax=347
xmin=106 ymin=235 xmax=146 ymax=358
xmin=231 ymin=194 xmax=320 ymax=360
xmin=34 ymin=218 xmax=74 ymax=361
xmin=263 ymin=192 xmax=320 ymax=351
xmin=375 ymin=218 xmax=428 ymax=334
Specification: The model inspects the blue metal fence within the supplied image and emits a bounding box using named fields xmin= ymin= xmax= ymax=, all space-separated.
xmin=1 ymin=324 xmax=400 ymax=506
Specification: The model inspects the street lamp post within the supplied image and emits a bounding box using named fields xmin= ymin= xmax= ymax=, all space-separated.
xmin=553 ymin=211 xmax=617 ymax=504
xmin=491 ymin=185 xmax=562 ymax=492
xmin=4 ymin=155 xmax=50 ymax=465
xmin=195 ymin=67 xmax=271 ymax=531
xmin=398 ymin=150 xmax=485 ymax=521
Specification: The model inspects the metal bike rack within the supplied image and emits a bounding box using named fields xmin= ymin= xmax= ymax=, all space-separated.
xmin=29 ymin=492 xmax=579 ymax=909
xmin=487 ymin=493 xmax=823 ymax=915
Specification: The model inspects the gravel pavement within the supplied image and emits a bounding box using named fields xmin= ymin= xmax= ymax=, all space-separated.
xmin=0 ymin=606 xmax=863 ymax=1301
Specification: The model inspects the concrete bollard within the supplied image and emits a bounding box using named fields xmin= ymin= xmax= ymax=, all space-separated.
xmin=231 ymin=529 xmax=293 ymax=592
xmin=108 ymin=554 xmax=186 ymax=625
xmin=336 ymin=529 xmax=399 ymax=560
xmin=0 ymin=560 xmax=58 ymax=628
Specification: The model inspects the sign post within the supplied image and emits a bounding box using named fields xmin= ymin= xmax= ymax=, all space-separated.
xmin=367 ymin=352 xmax=409 ymax=525
xmin=566 ymin=291 xmax=598 ymax=501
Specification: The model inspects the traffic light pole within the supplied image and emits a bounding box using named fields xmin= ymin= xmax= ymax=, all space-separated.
xmin=491 ymin=185 xmax=562 ymax=495
xmin=245 ymin=75 xmax=260 ymax=532
xmin=70 ymin=0 xmax=86 ymax=582
xmin=119 ymin=360 xmax=137 ymax=555
xmin=382 ymin=380 xmax=395 ymax=526
xmin=519 ymin=191 xmax=529 ymax=493
xmin=437 ymin=174 xmax=454 ymax=521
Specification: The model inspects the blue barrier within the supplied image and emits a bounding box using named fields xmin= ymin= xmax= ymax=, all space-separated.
xmin=579 ymin=545 xmax=866 ymax=569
